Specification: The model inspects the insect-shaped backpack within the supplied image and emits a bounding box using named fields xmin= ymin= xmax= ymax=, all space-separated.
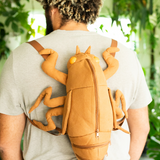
xmin=28 ymin=40 xmax=129 ymax=160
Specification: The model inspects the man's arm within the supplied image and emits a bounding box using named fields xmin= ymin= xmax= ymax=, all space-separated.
xmin=0 ymin=113 xmax=26 ymax=160
xmin=127 ymin=106 xmax=150 ymax=160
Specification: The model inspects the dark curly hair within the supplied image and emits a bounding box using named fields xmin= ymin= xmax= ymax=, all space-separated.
xmin=36 ymin=0 xmax=102 ymax=25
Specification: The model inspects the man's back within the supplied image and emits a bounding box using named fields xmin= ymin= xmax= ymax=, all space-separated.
xmin=0 ymin=30 xmax=152 ymax=160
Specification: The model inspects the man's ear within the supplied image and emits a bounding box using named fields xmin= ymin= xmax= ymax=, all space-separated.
xmin=50 ymin=8 xmax=58 ymax=16
xmin=50 ymin=8 xmax=61 ymax=30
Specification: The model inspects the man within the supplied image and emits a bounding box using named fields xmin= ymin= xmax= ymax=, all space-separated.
xmin=0 ymin=0 xmax=152 ymax=160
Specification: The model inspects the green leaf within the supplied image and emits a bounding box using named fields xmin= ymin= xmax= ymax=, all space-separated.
xmin=16 ymin=12 xmax=29 ymax=25
xmin=127 ymin=23 xmax=131 ymax=28
xmin=21 ymin=134 xmax=24 ymax=151
xmin=149 ymin=123 xmax=157 ymax=136
xmin=147 ymin=139 xmax=160 ymax=150
xmin=0 ymin=40 xmax=6 ymax=47
xmin=142 ymin=67 xmax=146 ymax=76
xmin=5 ymin=17 xmax=13 ymax=27
xmin=141 ymin=7 xmax=148 ymax=29
xmin=10 ymin=8 xmax=18 ymax=16
xmin=124 ymin=34 xmax=130 ymax=42
xmin=148 ymin=100 xmax=155 ymax=110
xmin=0 ymin=23 xmax=4 ymax=27
xmin=149 ymin=0 xmax=153 ymax=15
xmin=31 ymin=29 xmax=35 ymax=37
xmin=2 ymin=10 xmax=9 ymax=17
xmin=26 ymin=33 xmax=31 ymax=41
xmin=11 ymin=22 xmax=19 ymax=32
xmin=0 ymin=28 xmax=6 ymax=39
xmin=13 ymin=0 xmax=21 ymax=6
xmin=149 ymin=115 xmax=160 ymax=136
xmin=99 ymin=24 xmax=104 ymax=31
xmin=20 ymin=28 xmax=25 ymax=34
xmin=116 ymin=21 xmax=121 ymax=26
xmin=147 ymin=138 xmax=160 ymax=159
xmin=4 ymin=47 xmax=10 ymax=58
xmin=37 ymin=26 xmax=46 ymax=36
xmin=30 ymin=18 xmax=35 ymax=26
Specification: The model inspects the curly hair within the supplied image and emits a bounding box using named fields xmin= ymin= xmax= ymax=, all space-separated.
xmin=36 ymin=0 xmax=102 ymax=25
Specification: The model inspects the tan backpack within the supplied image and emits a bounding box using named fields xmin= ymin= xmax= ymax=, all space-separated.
xmin=28 ymin=40 xmax=129 ymax=160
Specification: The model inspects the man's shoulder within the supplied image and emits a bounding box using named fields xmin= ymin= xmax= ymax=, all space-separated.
xmin=12 ymin=32 xmax=54 ymax=55
xmin=13 ymin=31 xmax=136 ymax=61
xmin=116 ymin=41 xmax=137 ymax=60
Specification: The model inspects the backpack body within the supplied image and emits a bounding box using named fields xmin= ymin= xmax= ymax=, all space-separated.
xmin=62 ymin=54 xmax=113 ymax=160
xmin=28 ymin=41 xmax=129 ymax=160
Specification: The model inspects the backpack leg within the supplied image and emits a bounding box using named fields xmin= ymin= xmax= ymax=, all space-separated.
xmin=102 ymin=48 xmax=119 ymax=80
xmin=29 ymin=87 xmax=66 ymax=113
xmin=108 ymin=88 xmax=130 ymax=134
xmin=33 ymin=107 xmax=64 ymax=131
xmin=114 ymin=90 xmax=128 ymax=119
xmin=43 ymin=87 xmax=66 ymax=108
xmin=40 ymin=49 xmax=67 ymax=85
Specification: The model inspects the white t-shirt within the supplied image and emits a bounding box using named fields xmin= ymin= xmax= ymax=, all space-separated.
xmin=0 ymin=30 xmax=152 ymax=160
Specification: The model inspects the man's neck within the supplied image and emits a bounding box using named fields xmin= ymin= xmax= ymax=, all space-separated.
xmin=59 ymin=21 xmax=89 ymax=31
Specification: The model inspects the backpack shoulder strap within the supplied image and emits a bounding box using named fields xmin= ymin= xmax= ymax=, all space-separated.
xmin=27 ymin=40 xmax=63 ymax=135
xmin=28 ymin=39 xmax=118 ymax=58
xmin=27 ymin=40 xmax=49 ymax=59
xmin=110 ymin=39 xmax=118 ymax=57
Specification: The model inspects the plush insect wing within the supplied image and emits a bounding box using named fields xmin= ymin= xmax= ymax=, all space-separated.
xmin=62 ymin=46 xmax=113 ymax=160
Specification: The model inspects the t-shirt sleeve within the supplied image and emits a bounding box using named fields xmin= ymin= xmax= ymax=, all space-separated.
xmin=0 ymin=52 xmax=24 ymax=115
xmin=129 ymin=54 xmax=152 ymax=109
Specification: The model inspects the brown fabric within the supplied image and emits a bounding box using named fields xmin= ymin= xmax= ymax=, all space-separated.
xmin=110 ymin=39 xmax=118 ymax=57
xmin=103 ymin=47 xmax=120 ymax=80
xmin=28 ymin=42 xmax=129 ymax=159
xmin=27 ymin=40 xmax=44 ymax=52
xmin=27 ymin=116 xmax=62 ymax=135
xmin=27 ymin=40 xmax=49 ymax=59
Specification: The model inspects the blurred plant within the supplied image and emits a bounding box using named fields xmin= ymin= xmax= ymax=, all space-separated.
xmin=147 ymin=89 xmax=160 ymax=159
xmin=106 ymin=0 xmax=160 ymax=159
xmin=0 ymin=0 xmax=35 ymax=60
xmin=0 ymin=22 xmax=10 ymax=59
xmin=38 ymin=26 xmax=46 ymax=36
xmin=109 ymin=0 xmax=160 ymax=87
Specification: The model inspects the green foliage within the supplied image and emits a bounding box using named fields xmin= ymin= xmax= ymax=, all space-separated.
xmin=26 ymin=18 xmax=35 ymax=40
xmin=21 ymin=134 xmax=24 ymax=151
xmin=142 ymin=67 xmax=147 ymax=77
xmin=110 ymin=0 xmax=153 ymax=41
xmin=147 ymin=97 xmax=160 ymax=159
xmin=110 ymin=0 xmax=160 ymax=48
xmin=108 ymin=0 xmax=160 ymax=159
xmin=38 ymin=26 xmax=46 ymax=36
xmin=142 ymin=67 xmax=160 ymax=160
xmin=147 ymin=138 xmax=160 ymax=160
xmin=99 ymin=24 xmax=104 ymax=31
xmin=0 ymin=22 xmax=10 ymax=59
xmin=0 ymin=0 xmax=35 ymax=60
